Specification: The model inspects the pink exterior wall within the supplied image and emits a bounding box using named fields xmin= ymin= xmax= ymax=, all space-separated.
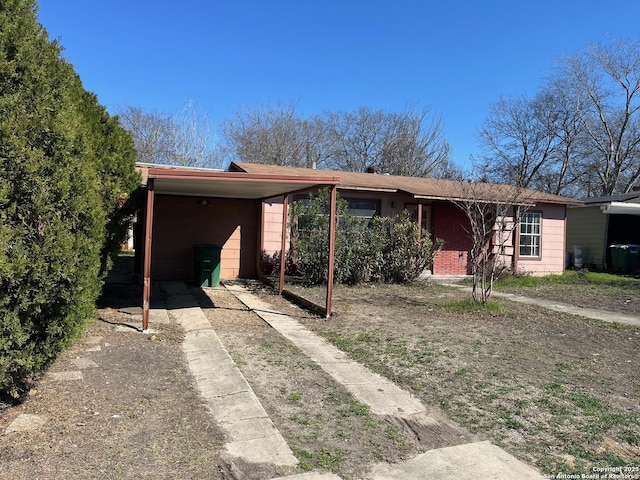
xmin=263 ymin=197 xmax=285 ymax=256
xmin=516 ymin=203 xmax=566 ymax=275
xmin=432 ymin=202 xmax=472 ymax=275
xmin=261 ymin=191 xmax=423 ymax=256
xmin=260 ymin=194 xmax=567 ymax=277
xmin=151 ymin=195 xmax=259 ymax=281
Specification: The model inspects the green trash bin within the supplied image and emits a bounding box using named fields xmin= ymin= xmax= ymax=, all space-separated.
xmin=194 ymin=244 xmax=221 ymax=287
xmin=610 ymin=244 xmax=623 ymax=270
xmin=622 ymin=244 xmax=640 ymax=272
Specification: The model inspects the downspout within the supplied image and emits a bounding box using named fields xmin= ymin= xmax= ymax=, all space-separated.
xmin=142 ymin=178 xmax=155 ymax=332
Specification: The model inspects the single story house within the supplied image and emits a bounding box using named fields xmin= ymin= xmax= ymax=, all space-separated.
xmin=134 ymin=162 xmax=580 ymax=326
xmin=566 ymin=191 xmax=640 ymax=269
xmin=230 ymin=162 xmax=581 ymax=277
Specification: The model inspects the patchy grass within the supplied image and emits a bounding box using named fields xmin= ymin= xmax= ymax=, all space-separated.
xmin=287 ymin=282 xmax=640 ymax=476
xmin=494 ymin=270 xmax=640 ymax=289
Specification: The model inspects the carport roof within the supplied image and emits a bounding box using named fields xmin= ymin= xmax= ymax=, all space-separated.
xmin=138 ymin=163 xmax=340 ymax=199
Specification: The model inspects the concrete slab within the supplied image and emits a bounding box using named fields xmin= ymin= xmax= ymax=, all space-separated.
xmin=71 ymin=357 xmax=98 ymax=369
xmin=194 ymin=368 xmax=252 ymax=397
xmin=346 ymin=382 xmax=425 ymax=416
xmin=207 ymin=391 xmax=270 ymax=422
xmin=4 ymin=414 xmax=46 ymax=434
xmin=165 ymin=284 xmax=297 ymax=467
xmin=114 ymin=324 xmax=159 ymax=333
xmin=160 ymin=281 xmax=191 ymax=296
xmin=118 ymin=306 xmax=143 ymax=315
xmin=222 ymin=417 xmax=277 ymax=442
xmin=149 ymin=308 xmax=170 ymax=324
xmin=171 ymin=306 xmax=212 ymax=332
xmin=292 ymin=342 xmax=350 ymax=364
xmin=49 ymin=371 xmax=83 ymax=381
xmin=496 ymin=292 xmax=640 ymax=327
xmin=85 ymin=345 xmax=102 ymax=352
xmin=323 ymin=361 xmax=383 ymax=385
xmin=85 ymin=336 xmax=103 ymax=344
xmin=366 ymin=441 xmax=543 ymax=479
xmin=275 ymin=473 xmax=344 ymax=480
xmin=225 ymin=434 xmax=298 ymax=466
xmin=227 ymin=282 xmax=544 ymax=477
xmin=447 ymin=284 xmax=640 ymax=328
xmin=167 ymin=294 xmax=201 ymax=310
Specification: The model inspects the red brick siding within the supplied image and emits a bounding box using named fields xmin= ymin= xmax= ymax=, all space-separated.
xmin=432 ymin=202 xmax=472 ymax=275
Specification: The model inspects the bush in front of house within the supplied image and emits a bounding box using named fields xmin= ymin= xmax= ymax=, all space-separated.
xmin=292 ymin=189 xmax=436 ymax=285
xmin=0 ymin=0 xmax=139 ymax=401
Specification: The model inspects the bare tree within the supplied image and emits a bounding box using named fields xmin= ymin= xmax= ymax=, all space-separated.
xmin=381 ymin=106 xmax=451 ymax=177
xmin=558 ymin=39 xmax=640 ymax=195
xmin=479 ymin=39 xmax=640 ymax=197
xmin=117 ymin=102 xmax=222 ymax=168
xmin=529 ymin=88 xmax=584 ymax=196
xmin=479 ymin=94 xmax=558 ymax=189
xmin=453 ymin=182 xmax=525 ymax=304
xmin=116 ymin=106 xmax=173 ymax=164
xmin=222 ymin=103 xmax=454 ymax=176
xmin=222 ymin=102 xmax=309 ymax=167
xmin=323 ymin=107 xmax=389 ymax=172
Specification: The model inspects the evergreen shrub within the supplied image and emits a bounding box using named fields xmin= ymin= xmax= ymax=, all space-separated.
xmin=293 ymin=189 xmax=436 ymax=285
xmin=0 ymin=0 xmax=139 ymax=400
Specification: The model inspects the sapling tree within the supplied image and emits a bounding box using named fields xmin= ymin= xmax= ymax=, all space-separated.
xmin=453 ymin=182 xmax=526 ymax=304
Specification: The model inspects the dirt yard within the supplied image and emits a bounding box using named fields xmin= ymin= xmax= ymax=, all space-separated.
xmin=266 ymin=282 xmax=640 ymax=475
xmin=0 ymin=310 xmax=231 ymax=479
xmin=194 ymin=287 xmax=431 ymax=479
xmin=1 ymin=269 xmax=638 ymax=478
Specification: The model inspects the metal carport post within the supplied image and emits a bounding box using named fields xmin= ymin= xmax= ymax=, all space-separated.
xmin=142 ymin=178 xmax=155 ymax=332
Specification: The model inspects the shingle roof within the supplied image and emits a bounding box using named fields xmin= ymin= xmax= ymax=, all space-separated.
xmin=230 ymin=162 xmax=582 ymax=206
xmin=581 ymin=192 xmax=640 ymax=205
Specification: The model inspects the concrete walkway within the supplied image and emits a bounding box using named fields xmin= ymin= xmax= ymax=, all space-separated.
xmin=491 ymin=290 xmax=640 ymax=327
xmin=162 ymin=282 xmax=298 ymax=467
xmin=440 ymin=283 xmax=640 ymax=328
xmin=225 ymin=283 xmax=425 ymax=417
xmin=224 ymin=283 xmax=544 ymax=480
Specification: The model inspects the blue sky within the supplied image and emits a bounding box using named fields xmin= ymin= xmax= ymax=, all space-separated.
xmin=38 ymin=0 xmax=639 ymax=169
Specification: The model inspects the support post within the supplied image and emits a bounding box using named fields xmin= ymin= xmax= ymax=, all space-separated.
xmin=417 ymin=202 xmax=423 ymax=243
xmin=325 ymin=185 xmax=337 ymax=317
xmin=257 ymin=200 xmax=265 ymax=279
xmin=279 ymin=195 xmax=289 ymax=294
xmin=142 ymin=178 xmax=155 ymax=331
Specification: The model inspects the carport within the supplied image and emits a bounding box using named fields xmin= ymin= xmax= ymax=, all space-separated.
xmin=137 ymin=164 xmax=340 ymax=330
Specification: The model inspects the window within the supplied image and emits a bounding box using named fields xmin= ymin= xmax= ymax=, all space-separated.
xmin=346 ymin=200 xmax=379 ymax=220
xmin=519 ymin=212 xmax=541 ymax=257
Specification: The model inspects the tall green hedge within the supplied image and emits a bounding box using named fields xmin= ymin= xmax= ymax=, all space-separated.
xmin=0 ymin=0 xmax=139 ymax=399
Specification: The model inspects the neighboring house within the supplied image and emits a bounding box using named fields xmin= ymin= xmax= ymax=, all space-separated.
xmin=230 ymin=162 xmax=581 ymax=276
xmin=566 ymin=191 xmax=640 ymax=270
